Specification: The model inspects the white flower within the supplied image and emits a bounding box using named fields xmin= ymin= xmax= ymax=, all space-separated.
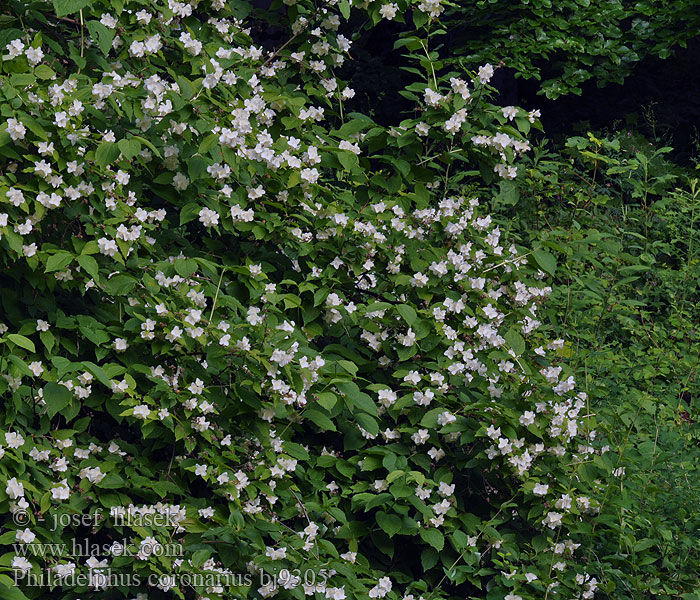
xmin=399 ymin=328 xmax=416 ymax=346
xmin=247 ymin=306 xmax=264 ymax=326
xmin=231 ymin=204 xmax=254 ymax=223
xmin=478 ymin=63 xmax=494 ymax=84
xmin=25 ymin=46 xmax=44 ymax=66
xmin=28 ymin=361 xmax=44 ymax=377
xmin=98 ymin=238 xmax=119 ymax=257
xmin=300 ymin=168 xmax=319 ymax=184
xmin=325 ymin=587 xmax=346 ymax=600
xmin=369 ymin=577 xmax=392 ymax=598
xmin=437 ymin=411 xmax=456 ymax=426
xmin=5 ymin=39 xmax=25 ymax=58
xmin=195 ymin=464 xmax=208 ymax=477
xmin=199 ymin=207 xmax=219 ymax=227
xmin=5 ymin=432 xmax=25 ymax=449
xmin=412 ymin=429 xmax=429 ymax=444
xmin=172 ymin=172 xmax=189 ymax=191
xmin=133 ymin=405 xmax=150 ymax=419
xmin=533 ymin=483 xmax=549 ymax=496
xmin=54 ymin=111 xmax=68 ymax=127
xmin=379 ymin=3 xmax=398 ymax=19
xmin=265 ymin=546 xmax=287 ymax=560
xmin=100 ymin=13 xmax=118 ymax=28
xmin=16 ymin=528 xmax=36 ymax=544
xmin=199 ymin=507 xmax=215 ymax=519
xmin=136 ymin=10 xmax=152 ymax=24
xmin=543 ymin=511 xmax=563 ymax=529
xmin=520 ymin=411 xmax=536 ymax=426
xmin=113 ymin=338 xmax=128 ymax=352
xmin=6 ymin=118 xmax=26 ymax=141
xmin=12 ymin=556 xmax=32 ymax=573
xmin=416 ymin=122 xmax=430 ymax=136
xmin=6 ymin=477 xmax=25 ymax=499
xmin=129 ymin=40 xmax=146 ymax=57
xmin=502 ymin=106 xmax=518 ymax=121
xmin=51 ymin=480 xmax=71 ymax=500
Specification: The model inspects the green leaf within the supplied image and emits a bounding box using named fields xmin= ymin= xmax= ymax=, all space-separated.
xmin=283 ymin=442 xmax=310 ymax=460
xmin=6 ymin=334 xmax=36 ymax=353
xmin=95 ymin=142 xmax=121 ymax=168
xmin=40 ymin=330 xmax=55 ymax=353
xmin=117 ymin=138 xmax=141 ymax=160
xmin=45 ymin=251 xmax=74 ymax=272
xmin=396 ymin=304 xmax=417 ymax=325
xmin=82 ymin=361 xmax=112 ymax=388
xmin=77 ymin=254 xmax=99 ymax=281
xmin=188 ymin=155 xmax=209 ymax=180
xmin=355 ymin=412 xmax=378 ymax=436
xmin=504 ymin=329 xmax=526 ymax=356
xmin=86 ymin=20 xmax=115 ymax=56
xmin=337 ymin=381 xmax=377 ymax=415
xmin=376 ymin=512 xmax=403 ymax=537
xmin=0 ymin=578 xmax=30 ymax=600
xmin=174 ymin=258 xmax=198 ymax=277
xmin=44 ymin=382 xmax=72 ymax=418
xmin=34 ymin=65 xmax=56 ymax=79
xmin=316 ymin=391 xmax=337 ymax=411
xmin=131 ymin=135 xmax=161 ymax=158
xmin=198 ymin=133 xmax=219 ymax=155
xmin=180 ymin=203 xmax=201 ymax=226
xmin=419 ymin=528 xmax=444 ymax=551
xmin=533 ymin=249 xmax=557 ymax=276
xmin=53 ymin=0 xmax=90 ymax=17
xmin=98 ymin=473 xmax=126 ymax=489
xmin=305 ymin=408 xmax=336 ymax=431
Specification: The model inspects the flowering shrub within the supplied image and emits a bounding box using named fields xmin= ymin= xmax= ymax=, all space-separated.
xmin=0 ymin=1 xmax=609 ymax=599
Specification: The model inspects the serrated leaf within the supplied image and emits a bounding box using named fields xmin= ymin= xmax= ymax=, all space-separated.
xmin=174 ymin=258 xmax=198 ymax=277
xmin=188 ymin=155 xmax=209 ymax=181
xmin=337 ymin=381 xmax=377 ymax=415
xmin=198 ymin=133 xmax=219 ymax=155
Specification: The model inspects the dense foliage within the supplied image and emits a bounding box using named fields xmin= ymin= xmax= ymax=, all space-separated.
xmin=0 ymin=1 xmax=698 ymax=600
xmin=500 ymin=129 xmax=700 ymax=597
xmin=441 ymin=0 xmax=700 ymax=98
